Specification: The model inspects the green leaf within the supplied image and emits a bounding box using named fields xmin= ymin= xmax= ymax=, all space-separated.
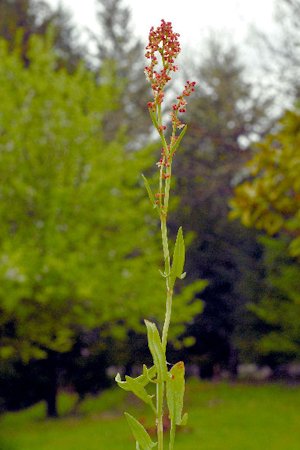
xmin=115 ymin=373 xmax=154 ymax=408
xmin=141 ymin=174 xmax=157 ymax=209
xmin=159 ymin=269 xmax=167 ymax=278
xmin=166 ymin=361 xmax=187 ymax=426
xmin=125 ymin=412 xmax=157 ymax=449
xmin=180 ymin=412 xmax=188 ymax=426
xmin=148 ymin=108 xmax=160 ymax=132
xmin=145 ymin=320 xmax=167 ymax=381
xmin=139 ymin=364 xmax=157 ymax=385
xmin=133 ymin=364 xmax=157 ymax=386
xmin=170 ymin=125 xmax=187 ymax=156
xmin=170 ymin=227 xmax=185 ymax=288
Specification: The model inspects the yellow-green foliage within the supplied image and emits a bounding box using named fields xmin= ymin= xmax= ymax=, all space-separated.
xmin=230 ymin=108 xmax=300 ymax=257
xmin=230 ymin=108 xmax=300 ymax=359
xmin=0 ymin=36 xmax=201 ymax=361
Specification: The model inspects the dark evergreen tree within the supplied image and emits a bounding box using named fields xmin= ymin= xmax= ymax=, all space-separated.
xmin=93 ymin=0 xmax=150 ymax=144
xmin=172 ymin=39 xmax=268 ymax=376
xmin=249 ymin=236 xmax=300 ymax=366
xmin=253 ymin=0 xmax=300 ymax=104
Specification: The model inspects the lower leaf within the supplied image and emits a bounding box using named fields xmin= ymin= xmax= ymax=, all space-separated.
xmin=125 ymin=412 xmax=157 ymax=450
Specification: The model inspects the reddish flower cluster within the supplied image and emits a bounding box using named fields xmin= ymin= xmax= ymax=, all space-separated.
xmin=156 ymin=147 xmax=170 ymax=169
xmin=145 ymin=19 xmax=180 ymax=68
xmin=171 ymin=80 xmax=196 ymax=128
xmin=145 ymin=19 xmax=196 ymax=134
xmin=172 ymin=81 xmax=196 ymax=113
xmin=145 ymin=20 xmax=181 ymax=109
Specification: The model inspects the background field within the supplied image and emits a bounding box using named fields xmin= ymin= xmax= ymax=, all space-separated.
xmin=1 ymin=380 xmax=300 ymax=450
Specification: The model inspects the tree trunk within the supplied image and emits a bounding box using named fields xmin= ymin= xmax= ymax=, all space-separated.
xmin=228 ymin=345 xmax=239 ymax=380
xmin=45 ymin=351 xmax=58 ymax=418
xmin=46 ymin=386 xmax=58 ymax=418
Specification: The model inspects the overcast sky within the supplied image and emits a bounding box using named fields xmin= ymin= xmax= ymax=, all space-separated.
xmin=46 ymin=0 xmax=277 ymax=53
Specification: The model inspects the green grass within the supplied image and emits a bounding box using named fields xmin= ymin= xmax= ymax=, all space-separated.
xmin=1 ymin=380 xmax=300 ymax=450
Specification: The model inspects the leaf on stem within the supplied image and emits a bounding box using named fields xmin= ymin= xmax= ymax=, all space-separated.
xmin=159 ymin=269 xmax=168 ymax=278
xmin=142 ymin=174 xmax=157 ymax=209
xmin=170 ymin=227 xmax=185 ymax=288
xmin=125 ymin=412 xmax=157 ymax=449
xmin=148 ymin=108 xmax=160 ymax=132
xmin=170 ymin=125 xmax=187 ymax=157
xmin=145 ymin=320 xmax=167 ymax=381
xmin=115 ymin=373 xmax=154 ymax=407
xmin=139 ymin=364 xmax=157 ymax=386
xmin=166 ymin=361 xmax=188 ymax=426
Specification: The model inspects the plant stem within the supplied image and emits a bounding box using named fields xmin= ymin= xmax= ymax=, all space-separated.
xmin=156 ymin=380 xmax=164 ymax=450
xmin=162 ymin=287 xmax=172 ymax=351
xmin=161 ymin=159 xmax=172 ymax=351
xmin=169 ymin=422 xmax=176 ymax=450
xmin=156 ymin=102 xmax=175 ymax=450
xmin=160 ymin=214 xmax=170 ymax=273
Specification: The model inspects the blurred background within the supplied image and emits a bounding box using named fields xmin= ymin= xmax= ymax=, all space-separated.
xmin=0 ymin=1 xmax=299 ymax=449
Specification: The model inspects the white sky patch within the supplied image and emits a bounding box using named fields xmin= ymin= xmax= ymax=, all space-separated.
xmin=46 ymin=0 xmax=276 ymax=52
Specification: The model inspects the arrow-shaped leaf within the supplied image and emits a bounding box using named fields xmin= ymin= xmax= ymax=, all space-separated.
xmin=138 ymin=364 xmax=157 ymax=386
xmin=170 ymin=227 xmax=185 ymax=288
xmin=125 ymin=412 xmax=157 ymax=450
xmin=166 ymin=361 xmax=187 ymax=426
xmin=148 ymin=108 xmax=160 ymax=132
xmin=142 ymin=174 xmax=157 ymax=209
xmin=115 ymin=373 xmax=154 ymax=408
xmin=170 ymin=125 xmax=187 ymax=157
xmin=145 ymin=320 xmax=167 ymax=382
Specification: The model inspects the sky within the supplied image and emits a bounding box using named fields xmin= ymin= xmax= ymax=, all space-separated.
xmin=46 ymin=0 xmax=277 ymax=53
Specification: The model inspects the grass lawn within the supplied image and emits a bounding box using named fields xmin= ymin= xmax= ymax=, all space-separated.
xmin=1 ymin=380 xmax=300 ymax=450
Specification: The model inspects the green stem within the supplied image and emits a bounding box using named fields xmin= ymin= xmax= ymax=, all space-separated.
xmin=162 ymin=288 xmax=172 ymax=352
xmin=156 ymin=380 xmax=164 ymax=450
xmin=169 ymin=422 xmax=176 ymax=450
xmin=160 ymin=216 xmax=170 ymax=273
xmin=156 ymin=102 xmax=175 ymax=450
xmin=161 ymin=160 xmax=172 ymax=351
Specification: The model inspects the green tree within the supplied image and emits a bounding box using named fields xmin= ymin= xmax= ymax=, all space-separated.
xmin=0 ymin=36 xmax=201 ymax=416
xmin=230 ymin=107 xmax=300 ymax=363
xmin=230 ymin=107 xmax=300 ymax=257
xmin=249 ymin=236 xmax=300 ymax=363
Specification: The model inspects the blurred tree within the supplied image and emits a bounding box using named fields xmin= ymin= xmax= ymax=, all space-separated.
xmin=172 ymin=39 xmax=268 ymax=377
xmin=253 ymin=0 xmax=300 ymax=105
xmin=0 ymin=0 xmax=83 ymax=70
xmin=249 ymin=236 xmax=300 ymax=364
xmin=92 ymin=0 xmax=150 ymax=144
xmin=0 ymin=35 xmax=202 ymax=416
xmin=230 ymin=107 xmax=300 ymax=257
